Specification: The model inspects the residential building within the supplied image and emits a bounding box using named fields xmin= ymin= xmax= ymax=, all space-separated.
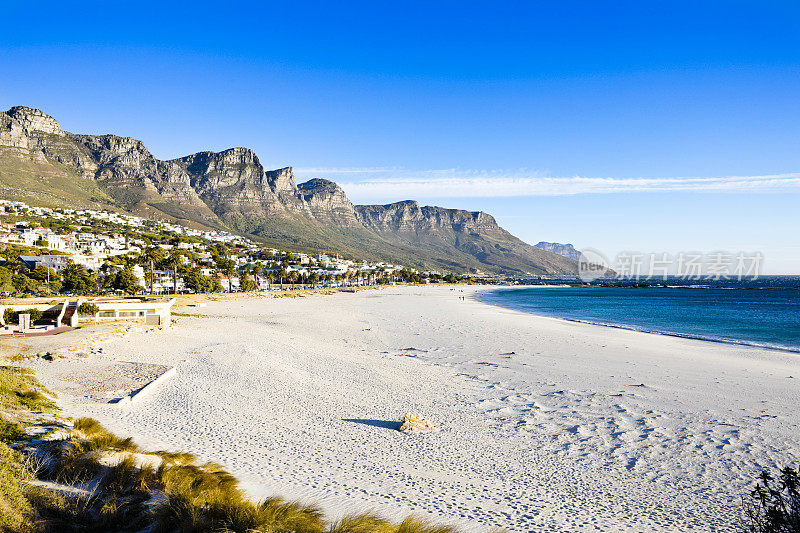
xmin=18 ymin=255 xmax=72 ymax=273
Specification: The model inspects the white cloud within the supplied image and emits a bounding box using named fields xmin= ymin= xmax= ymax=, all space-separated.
xmin=293 ymin=168 xmax=800 ymax=201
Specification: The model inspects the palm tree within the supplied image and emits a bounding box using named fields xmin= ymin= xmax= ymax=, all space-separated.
xmin=99 ymin=263 xmax=113 ymax=295
xmin=278 ymin=266 xmax=287 ymax=289
xmin=166 ymin=252 xmax=182 ymax=294
xmin=252 ymin=264 xmax=263 ymax=290
xmin=139 ymin=246 xmax=165 ymax=295
xmin=224 ymin=262 xmax=237 ymax=293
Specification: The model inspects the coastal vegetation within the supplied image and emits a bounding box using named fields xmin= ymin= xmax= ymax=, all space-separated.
xmin=0 ymin=367 xmax=58 ymax=412
xmin=0 ymin=365 xmax=467 ymax=533
xmin=742 ymin=467 xmax=800 ymax=532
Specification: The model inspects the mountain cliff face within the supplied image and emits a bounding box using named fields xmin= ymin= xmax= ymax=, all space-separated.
xmin=354 ymin=202 xmax=577 ymax=273
xmin=0 ymin=106 xmax=577 ymax=274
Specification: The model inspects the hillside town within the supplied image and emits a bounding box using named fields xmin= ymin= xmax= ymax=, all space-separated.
xmin=0 ymin=199 xmax=466 ymax=299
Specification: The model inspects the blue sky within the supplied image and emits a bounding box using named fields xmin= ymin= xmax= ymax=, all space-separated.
xmin=2 ymin=1 xmax=799 ymax=272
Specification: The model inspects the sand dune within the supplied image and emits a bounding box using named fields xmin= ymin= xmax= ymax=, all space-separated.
xmin=25 ymin=286 xmax=800 ymax=531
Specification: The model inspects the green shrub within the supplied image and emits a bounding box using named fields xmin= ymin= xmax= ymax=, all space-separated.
xmin=77 ymin=302 xmax=100 ymax=317
xmin=3 ymin=308 xmax=43 ymax=325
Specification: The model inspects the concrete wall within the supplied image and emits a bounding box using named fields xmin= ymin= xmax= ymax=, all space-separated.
xmin=77 ymin=298 xmax=176 ymax=327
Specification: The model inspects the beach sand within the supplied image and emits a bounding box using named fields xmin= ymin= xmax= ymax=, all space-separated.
xmin=20 ymin=286 xmax=800 ymax=531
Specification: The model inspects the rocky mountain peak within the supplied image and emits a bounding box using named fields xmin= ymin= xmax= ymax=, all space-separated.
xmin=217 ymin=146 xmax=259 ymax=164
xmin=75 ymin=134 xmax=153 ymax=163
xmin=7 ymin=106 xmax=63 ymax=135
xmin=383 ymin=200 xmax=421 ymax=213
xmin=297 ymin=178 xmax=337 ymax=191
xmin=268 ymin=166 xmax=296 ymax=194
xmin=297 ymin=178 xmax=349 ymax=200
xmin=296 ymin=178 xmax=358 ymax=225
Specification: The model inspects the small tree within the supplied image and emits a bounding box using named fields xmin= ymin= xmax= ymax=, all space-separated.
xmin=241 ymin=277 xmax=257 ymax=292
xmin=742 ymin=466 xmax=800 ymax=532
xmin=112 ymin=267 xmax=142 ymax=295
xmin=11 ymin=273 xmax=35 ymax=293
xmin=62 ymin=262 xmax=96 ymax=294
xmin=3 ymin=308 xmax=17 ymax=324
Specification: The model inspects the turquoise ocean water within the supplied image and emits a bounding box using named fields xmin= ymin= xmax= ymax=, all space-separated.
xmin=479 ymin=276 xmax=800 ymax=352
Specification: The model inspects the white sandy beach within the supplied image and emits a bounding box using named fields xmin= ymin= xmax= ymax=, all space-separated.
xmin=22 ymin=286 xmax=800 ymax=532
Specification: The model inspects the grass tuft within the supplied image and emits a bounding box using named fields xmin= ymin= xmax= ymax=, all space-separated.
xmin=327 ymin=512 xmax=395 ymax=533
xmin=154 ymin=491 xmax=326 ymax=533
xmin=397 ymin=516 xmax=460 ymax=533
xmin=0 ymin=417 xmax=28 ymax=444
xmin=72 ymin=417 xmax=139 ymax=452
xmin=255 ymin=496 xmax=325 ymax=532
xmin=157 ymin=461 xmax=240 ymax=501
xmin=152 ymin=449 xmax=197 ymax=465
xmin=25 ymin=486 xmax=151 ymax=533
xmin=46 ymin=439 xmax=103 ymax=485
xmin=99 ymin=455 xmax=157 ymax=496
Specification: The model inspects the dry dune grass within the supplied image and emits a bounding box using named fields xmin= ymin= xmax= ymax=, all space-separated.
xmin=0 ymin=366 xmax=58 ymax=412
xmin=0 ymin=442 xmax=35 ymax=533
xmin=5 ymin=414 xmax=469 ymax=532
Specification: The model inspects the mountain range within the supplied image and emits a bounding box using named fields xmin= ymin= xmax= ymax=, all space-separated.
xmin=0 ymin=105 xmax=577 ymax=274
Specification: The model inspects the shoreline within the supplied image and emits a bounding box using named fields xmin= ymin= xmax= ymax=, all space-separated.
xmin=475 ymin=286 xmax=800 ymax=355
xmin=9 ymin=285 xmax=800 ymax=531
